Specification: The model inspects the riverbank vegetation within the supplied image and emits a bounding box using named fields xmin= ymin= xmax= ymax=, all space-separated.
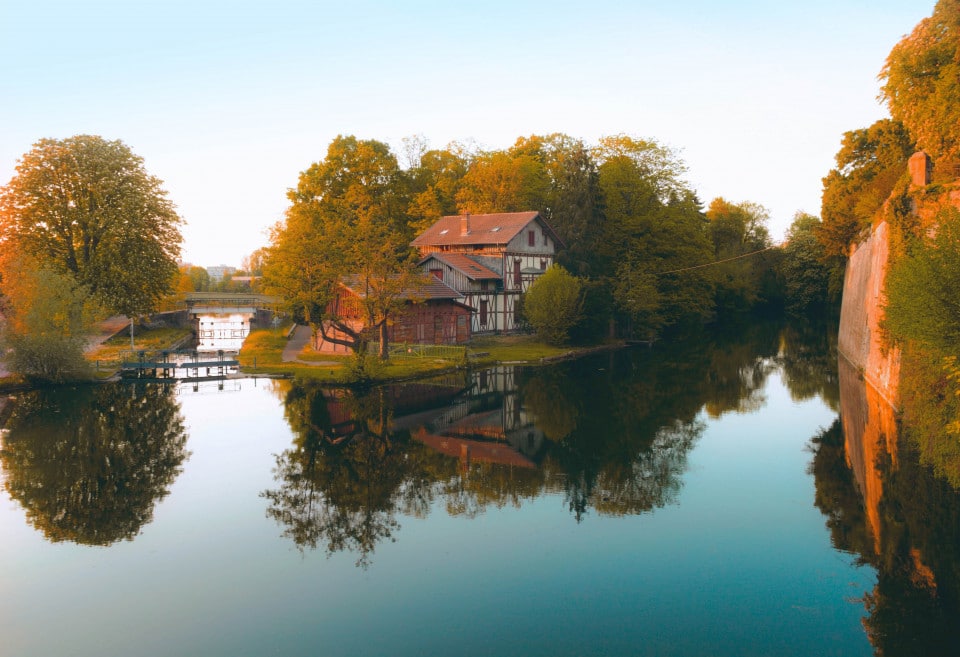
xmin=236 ymin=324 xmax=621 ymax=385
xmin=0 ymin=136 xmax=183 ymax=383
xmin=261 ymin=133 xmax=834 ymax=370
xmin=1 ymin=105 xmax=840 ymax=385
xmin=819 ymin=1 xmax=960 ymax=485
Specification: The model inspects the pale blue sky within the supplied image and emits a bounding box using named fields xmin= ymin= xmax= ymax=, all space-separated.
xmin=0 ymin=1 xmax=933 ymax=265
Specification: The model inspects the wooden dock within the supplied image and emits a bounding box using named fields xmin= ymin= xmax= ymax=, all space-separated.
xmin=120 ymin=350 xmax=239 ymax=380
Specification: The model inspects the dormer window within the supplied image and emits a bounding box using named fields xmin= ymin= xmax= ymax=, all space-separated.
xmin=439 ymin=229 xmax=449 ymax=235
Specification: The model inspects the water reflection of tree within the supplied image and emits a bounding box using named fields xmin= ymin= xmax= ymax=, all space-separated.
xmin=0 ymin=384 xmax=188 ymax=545
xmin=262 ymin=382 xmax=441 ymax=567
xmin=778 ymin=320 xmax=839 ymax=410
xmin=266 ymin=318 xmax=834 ymax=564
xmin=810 ymin=418 xmax=960 ymax=655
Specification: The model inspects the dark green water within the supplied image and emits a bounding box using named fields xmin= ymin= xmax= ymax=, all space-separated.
xmin=1 ymin=321 xmax=958 ymax=656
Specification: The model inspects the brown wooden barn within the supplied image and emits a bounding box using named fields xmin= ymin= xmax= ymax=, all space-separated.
xmin=314 ymin=275 xmax=472 ymax=354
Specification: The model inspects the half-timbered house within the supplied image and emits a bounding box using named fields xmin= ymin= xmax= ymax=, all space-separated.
xmin=411 ymin=211 xmax=563 ymax=334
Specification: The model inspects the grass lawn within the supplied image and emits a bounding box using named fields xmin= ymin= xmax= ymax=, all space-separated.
xmin=237 ymin=326 xmax=620 ymax=384
xmin=86 ymin=326 xmax=195 ymax=370
xmin=467 ymin=334 xmax=587 ymax=363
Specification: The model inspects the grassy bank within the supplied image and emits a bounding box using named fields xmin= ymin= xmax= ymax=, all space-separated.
xmin=85 ymin=326 xmax=195 ymax=378
xmin=2 ymin=327 xmax=622 ymax=391
xmin=237 ymin=326 xmax=624 ymax=385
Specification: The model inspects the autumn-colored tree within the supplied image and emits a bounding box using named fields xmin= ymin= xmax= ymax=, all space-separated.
xmin=0 ymin=135 xmax=182 ymax=318
xmin=705 ymin=197 xmax=774 ymax=312
xmin=455 ymin=150 xmax=549 ymax=214
xmin=0 ymin=249 xmax=96 ymax=382
xmin=241 ymin=247 xmax=269 ymax=276
xmin=404 ymin=144 xmax=470 ymax=233
xmin=818 ymin=119 xmax=914 ymax=258
xmin=263 ymin=136 xmax=421 ymax=360
xmin=880 ymin=0 xmax=960 ymax=166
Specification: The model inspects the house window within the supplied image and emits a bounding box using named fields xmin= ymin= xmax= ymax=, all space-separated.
xmin=540 ymin=259 xmax=547 ymax=270
xmin=543 ymin=234 xmax=548 ymax=246
xmin=430 ymin=268 xmax=442 ymax=279
xmin=479 ymin=299 xmax=488 ymax=325
xmin=514 ymin=259 xmax=521 ymax=289
xmin=528 ymin=230 xmax=535 ymax=247
xmin=481 ymin=280 xmax=489 ymax=291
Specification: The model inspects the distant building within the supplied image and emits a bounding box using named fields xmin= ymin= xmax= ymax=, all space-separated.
xmin=206 ymin=265 xmax=236 ymax=282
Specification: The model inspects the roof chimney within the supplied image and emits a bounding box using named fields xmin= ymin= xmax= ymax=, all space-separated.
xmin=461 ymin=213 xmax=471 ymax=236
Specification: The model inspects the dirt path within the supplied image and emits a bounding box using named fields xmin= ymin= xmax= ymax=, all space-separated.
xmin=281 ymin=325 xmax=313 ymax=362
xmin=84 ymin=315 xmax=130 ymax=352
xmin=281 ymin=325 xmax=343 ymax=366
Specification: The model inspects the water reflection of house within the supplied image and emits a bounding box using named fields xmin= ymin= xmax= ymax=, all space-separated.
xmin=314 ymin=366 xmax=545 ymax=468
xmin=412 ymin=367 xmax=544 ymax=467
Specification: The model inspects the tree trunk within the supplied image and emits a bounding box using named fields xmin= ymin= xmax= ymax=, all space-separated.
xmin=378 ymin=321 xmax=389 ymax=361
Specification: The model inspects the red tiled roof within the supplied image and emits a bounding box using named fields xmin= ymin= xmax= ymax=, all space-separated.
xmin=412 ymin=211 xmax=563 ymax=248
xmin=413 ymin=428 xmax=536 ymax=469
xmin=422 ymin=253 xmax=502 ymax=280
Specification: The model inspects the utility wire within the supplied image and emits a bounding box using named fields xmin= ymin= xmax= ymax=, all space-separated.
xmin=655 ymin=243 xmax=784 ymax=276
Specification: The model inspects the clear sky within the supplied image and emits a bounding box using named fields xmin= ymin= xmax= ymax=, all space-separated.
xmin=0 ymin=0 xmax=933 ymax=267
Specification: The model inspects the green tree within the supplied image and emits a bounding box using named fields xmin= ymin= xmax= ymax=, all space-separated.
xmin=780 ymin=212 xmax=832 ymax=315
xmin=880 ymin=0 xmax=960 ymax=166
xmin=595 ymin=136 xmax=714 ymax=336
xmin=511 ymin=134 xmax=606 ymax=277
xmin=705 ymin=197 xmax=774 ymax=313
xmin=0 ymin=250 xmax=95 ymax=382
xmin=885 ymin=206 xmax=960 ymax=354
xmin=0 ymin=135 xmax=182 ymax=318
xmin=263 ymin=136 xmax=421 ymax=360
xmin=523 ymin=265 xmax=584 ymax=345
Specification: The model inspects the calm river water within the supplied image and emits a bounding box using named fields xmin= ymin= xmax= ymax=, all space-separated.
xmin=1 ymin=320 xmax=958 ymax=656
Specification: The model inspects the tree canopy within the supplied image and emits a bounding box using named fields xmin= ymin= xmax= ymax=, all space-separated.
xmin=523 ymin=265 xmax=584 ymax=345
xmin=0 ymin=135 xmax=182 ymax=317
xmin=881 ymin=0 xmax=960 ymax=166
xmin=0 ymin=251 xmax=95 ymax=382
xmin=705 ymin=197 xmax=774 ymax=312
xmin=818 ymin=119 xmax=914 ymax=258
xmin=779 ymin=212 xmax=831 ymax=315
xmin=263 ymin=135 xmax=421 ymax=359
